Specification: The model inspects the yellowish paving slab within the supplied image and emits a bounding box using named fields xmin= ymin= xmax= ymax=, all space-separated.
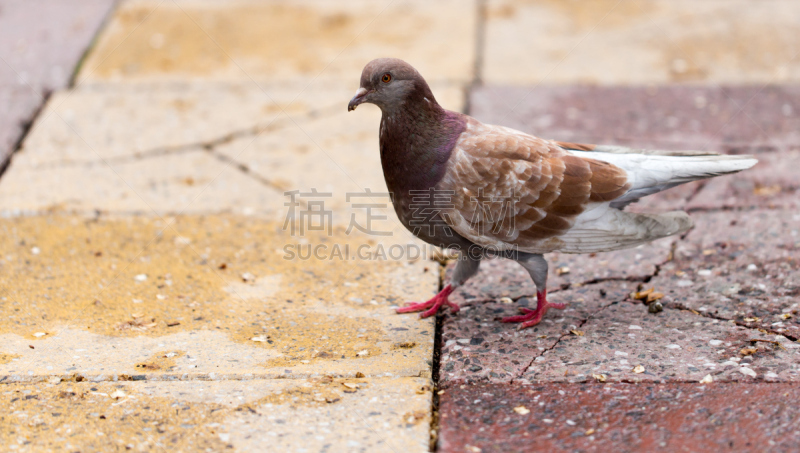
xmin=15 ymin=83 xmax=350 ymax=168
xmin=0 ymin=215 xmax=437 ymax=381
xmin=0 ymin=377 xmax=432 ymax=452
xmin=484 ymin=0 xmax=800 ymax=85
xmin=77 ymin=0 xmax=477 ymax=85
xmin=0 ymin=150 xmax=281 ymax=217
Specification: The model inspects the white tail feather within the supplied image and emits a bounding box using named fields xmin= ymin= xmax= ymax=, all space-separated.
xmin=568 ymin=150 xmax=758 ymax=208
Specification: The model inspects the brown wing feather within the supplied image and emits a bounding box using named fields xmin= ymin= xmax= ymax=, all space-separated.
xmin=438 ymin=121 xmax=631 ymax=251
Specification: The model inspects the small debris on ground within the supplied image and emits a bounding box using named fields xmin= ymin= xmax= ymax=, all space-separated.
xmin=740 ymin=347 xmax=758 ymax=356
xmin=632 ymin=365 xmax=645 ymax=374
xmin=556 ymin=266 xmax=570 ymax=275
xmin=570 ymin=330 xmax=584 ymax=336
xmin=513 ymin=406 xmax=530 ymax=415
xmin=700 ymin=374 xmax=713 ymax=384
xmin=110 ymin=390 xmax=127 ymax=399
xmin=592 ymin=374 xmax=607 ymax=383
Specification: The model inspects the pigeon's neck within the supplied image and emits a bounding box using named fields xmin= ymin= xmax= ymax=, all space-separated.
xmin=379 ymin=97 xmax=466 ymax=197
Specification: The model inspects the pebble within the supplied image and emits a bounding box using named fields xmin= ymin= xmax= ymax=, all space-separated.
xmin=31 ymin=247 xmax=41 ymax=255
xmin=700 ymin=374 xmax=713 ymax=383
xmin=709 ymin=340 xmax=723 ymax=346
xmin=134 ymin=274 xmax=147 ymax=282
xmin=666 ymin=344 xmax=681 ymax=350
xmin=739 ymin=367 xmax=757 ymax=378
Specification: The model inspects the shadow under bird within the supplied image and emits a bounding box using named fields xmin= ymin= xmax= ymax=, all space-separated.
xmin=347 ymin=58 xmax=757 ymax=329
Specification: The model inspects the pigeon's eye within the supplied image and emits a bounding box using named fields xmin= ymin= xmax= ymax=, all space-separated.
xmin=381 ymin=73 xmax=392 ymax=83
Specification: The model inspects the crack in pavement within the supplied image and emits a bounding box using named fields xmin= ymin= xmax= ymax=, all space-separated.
xmin=0 ymin=90 xmax=53 ymax=180
xmin=511 ymin=300 xmax=617 ymax=384
xmin=665 ymin=302 xmax=799 ymax=342
xmin=23 ymin=102 xmax=342 ymax=170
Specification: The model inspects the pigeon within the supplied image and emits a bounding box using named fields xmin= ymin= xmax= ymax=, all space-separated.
xmin=347 ymin=58 xmax=757 ymax=328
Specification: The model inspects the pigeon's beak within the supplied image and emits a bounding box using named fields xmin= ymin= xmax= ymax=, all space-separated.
xmin=348 ymin=87 xmax=370 ymax=112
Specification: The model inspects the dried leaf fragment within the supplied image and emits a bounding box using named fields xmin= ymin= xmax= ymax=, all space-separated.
xmin=632 ymin=365 xmax=645 ymax=374
xmin=743 ymin=317 xmax=760 ymax=323
xmin=592 ymin=374 xmax=607 ymax=383
xmin=646 ymin=292 xmax=664 ymax=303
xmin=556 ymin=266 xmax=570 ymax=275
xmin=780 ymin=313 xmax=793 ymax=320
xmin=740 ymin=347 xmax=758 ymax=356
xmin=570 ymin=330 xmax=584 ymax=336
xmin=585 ymin=428 xmax=596 ymax=435
xmin=631 ymin=288 xmax=654 ymax=300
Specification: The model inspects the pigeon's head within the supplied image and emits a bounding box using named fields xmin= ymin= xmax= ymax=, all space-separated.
xmin=348 ymin=58 xmax=434 ymax=112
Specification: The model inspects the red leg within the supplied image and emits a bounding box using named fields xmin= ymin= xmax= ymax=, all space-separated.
xmin=501 ymin=290 xmax=565 ymax=329
xmin=396 ymin=285 xmax=459 ymax=318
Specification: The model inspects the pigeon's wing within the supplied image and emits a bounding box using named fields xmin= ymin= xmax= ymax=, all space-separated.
xmin=438 ymin=121 xmax=638 ymax=253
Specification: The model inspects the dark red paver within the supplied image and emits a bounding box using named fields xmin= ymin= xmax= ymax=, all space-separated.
xmin=438 ymin=382 xmax=800 ymax=453
xmin=440 ymin=281 xmax=635 ymax=387
xmin=0 ymin=0 xmax=115 ymax=166
xmin=522 ymin=299 xmax=800 ymax=385
xmin=471 ymin=85 xmax=800 ymax=154
xmin=651 ymin=209 xmax=799 ymax=338
xmin=687 ymin=150 xmax=800 ymax=210
xmin=448 ymin=243 xmax=670 ymax=306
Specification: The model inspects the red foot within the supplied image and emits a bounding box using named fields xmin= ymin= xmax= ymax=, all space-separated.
xmin=396 ymin=285 xmax=459 ymax=318
xmin=502 ymin=290 xmax=565 ymax=329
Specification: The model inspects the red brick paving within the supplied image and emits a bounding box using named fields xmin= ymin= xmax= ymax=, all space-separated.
xmin=470 ymin=86 xmax=800 ymax=153
xmin=439 ymin=383 xmax=800 ymax=453
xmin=448 ymin=244 xmax=670 ymax=306
xmin=687 ymin=150 xmax=800 ymax=211
xmin=435 ymin=85 xmax=800 ymax=452
xmin=440 ymin=282 xmax=635 ymax=387
xmin=653 ymin=209 xmax=799 ymax=338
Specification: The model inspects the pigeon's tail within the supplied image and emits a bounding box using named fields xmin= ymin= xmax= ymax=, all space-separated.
xmin=567 ymin=148 xmax=758 ymax=209
xmin=558 ymin=208 xmax=694 ymax=253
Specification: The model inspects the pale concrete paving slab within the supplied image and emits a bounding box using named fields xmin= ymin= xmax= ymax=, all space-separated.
xmin=0 ymin=2 xmax=483 ymax=451
xmin=0 ymin=215 xmax=437 ymax=382
xmin=0 ymin=0 xmax=116 ymax=166
xmin=76 ymin=0 xmax=477 ymax=86
xmin=484 ymin=0 xmax=800 ymax=85
xmin=1 ymin=377 xmax=432 ymax=452
xmin=11 ymin=83 xmax=353 ymax=169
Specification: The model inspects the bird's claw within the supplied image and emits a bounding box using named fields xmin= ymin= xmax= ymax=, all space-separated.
xmin=396 ymin=285 xmax=458 ymax=318
xmin=501 ymin=291 xmax=565 ymax=329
